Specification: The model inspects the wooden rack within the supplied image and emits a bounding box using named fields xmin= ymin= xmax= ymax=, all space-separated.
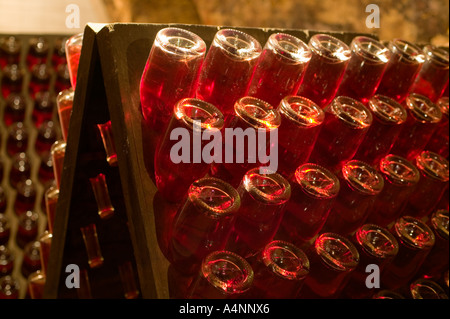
xmin=43 ymin=22 xmax=375 ymax=299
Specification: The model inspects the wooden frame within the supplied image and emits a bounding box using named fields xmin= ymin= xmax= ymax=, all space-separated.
xmin=43 ymin=22 xmax=376 ymax=299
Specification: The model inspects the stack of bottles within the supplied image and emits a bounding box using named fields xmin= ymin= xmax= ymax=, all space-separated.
xmin=0 ymin=32 xmax=140 ymax=299
xmin=0 ymin=34 xmax=71 ymax=299
xmin=140 ymin=27 xmax=449 ymax=299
